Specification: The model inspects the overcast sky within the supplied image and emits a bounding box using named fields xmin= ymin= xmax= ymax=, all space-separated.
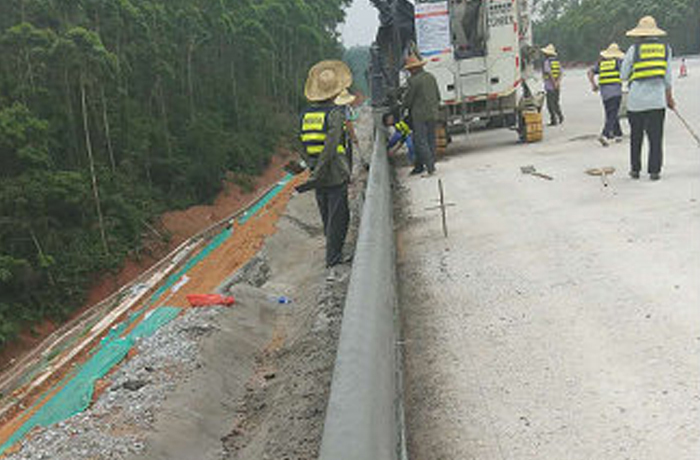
xmin=340 ymin=0 xmax=381 ymax=48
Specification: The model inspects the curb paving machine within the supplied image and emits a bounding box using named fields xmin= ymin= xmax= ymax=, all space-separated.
xmin=414 ymin=0 xmax=544 ymax=148
xmin=370 ymin=0 xmax=545 ymax=151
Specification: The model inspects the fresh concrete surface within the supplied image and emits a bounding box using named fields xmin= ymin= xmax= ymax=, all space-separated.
xmin=319 ymin=117 xmax=399 ymax=460
xmin=399 ymin=59 xmax=700 ymax=459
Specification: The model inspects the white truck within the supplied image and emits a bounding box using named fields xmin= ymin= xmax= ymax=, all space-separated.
xmin=414 ymin=0 xmax=541 ymax=134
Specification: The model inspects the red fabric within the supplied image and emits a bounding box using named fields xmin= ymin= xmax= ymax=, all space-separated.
xmin=186 ymin=294 xmax=235 ymax=307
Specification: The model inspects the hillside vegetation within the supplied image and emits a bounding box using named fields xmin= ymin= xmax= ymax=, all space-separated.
xmin=0 ymin=0 xmax=351 ymax=346
xmin=534 ymin=0 xmax=700 ymax=61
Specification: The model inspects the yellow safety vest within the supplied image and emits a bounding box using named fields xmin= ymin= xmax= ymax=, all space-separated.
xmin=598 ymin=59 xmax=622 ymax=85
xmin=547 ymin=58 xmax=561 ymax=79
xmin=631 ymin=43 xmax=668 ymax=82
xmin=395 ymin=120 xmax=411 ymax=137
xmin=300 ymin=107 xmax=347 ymax=156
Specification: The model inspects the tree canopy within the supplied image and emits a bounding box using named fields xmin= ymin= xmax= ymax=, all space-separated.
xmin=533 ymin=0 xmax=700 ymax=61
xmin=0 ymin=0 xmax=351 ymax=346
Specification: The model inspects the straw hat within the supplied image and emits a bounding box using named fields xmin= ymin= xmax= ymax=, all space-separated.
xmin=541 ymin=44 xmax=557 ymax=57
xmin=626 ymin=16 xmax=666 ymax=37
xmin=304 ymin=60 xmax=352 ymax=102
xmin=334 ymin=88 xmax=356 ymax=106
xmin=404 ymin=54 xmax=427 ymax=69
xmin=600 ymin=43 xmax=625 ymax=59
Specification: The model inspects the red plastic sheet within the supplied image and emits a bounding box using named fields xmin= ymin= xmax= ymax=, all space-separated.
xmin=186 ymin=294 xmax=235 ymax=307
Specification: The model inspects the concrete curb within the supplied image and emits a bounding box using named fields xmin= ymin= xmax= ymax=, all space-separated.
xmin=318 ymin=111 xmax=404 ymax=460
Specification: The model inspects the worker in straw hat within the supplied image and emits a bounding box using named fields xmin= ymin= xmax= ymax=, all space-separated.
xmin=298 ymin=60 xmax=353 ymax=273
xmin=401 ymin=54 xmax=440 ymax=176
xmin=620 ymin=16 xmax=675 ymax=181
xmin=588 ymin=43 xmax=626 ymax=146
xmin=541 ymin=44 xmax=564 ymax=126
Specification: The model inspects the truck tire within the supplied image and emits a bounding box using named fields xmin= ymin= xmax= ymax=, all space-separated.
xmin=436 ymin=124 xmax=449 ymax=156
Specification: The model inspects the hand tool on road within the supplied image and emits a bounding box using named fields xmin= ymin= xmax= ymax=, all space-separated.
xmin=672 ymin=107 xmax=700 ymax=147
xmin=586 ymin=166 xmax=616 ymax=187
xmin=520 ymin=165 xmax=554 ymax=181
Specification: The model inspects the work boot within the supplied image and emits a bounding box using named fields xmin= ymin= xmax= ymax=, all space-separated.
xmin=629 ymin=171 xmax=640 ymax=179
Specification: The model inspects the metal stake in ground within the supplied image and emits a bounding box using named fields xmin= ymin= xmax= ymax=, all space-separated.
xmin=425 ymin=179 xmax=455 ymax=238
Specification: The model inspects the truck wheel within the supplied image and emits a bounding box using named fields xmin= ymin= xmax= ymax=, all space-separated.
xmin=436 ymin=124 xmax=448 ymax=156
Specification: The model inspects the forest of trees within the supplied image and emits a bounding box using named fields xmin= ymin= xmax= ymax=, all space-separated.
xmin=0 ymin=0 xmax=352 ymax=346
xmin=344 ymin=46 xmax=370 ymax=97
xmin=533 ymin=0 xmax=700 ymax=61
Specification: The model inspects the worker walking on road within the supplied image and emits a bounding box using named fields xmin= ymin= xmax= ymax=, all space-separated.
xmin=588 ymin=43 xmax=625 ymax=146
xmin=621 ymin=16 xmax=675 ymax=181
xmin=402 ymin=54 xmax=440 ymax=176
xmin=541 ymin=44 xmax=564 ymax=126
xmin=299 ymin=60 xmax=352 ymax=273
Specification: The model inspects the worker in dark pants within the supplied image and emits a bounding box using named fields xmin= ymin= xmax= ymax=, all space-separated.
xmin=541 ymin=44 xmax=564 ymax=126
xmin=588 ymin=43 xmax=625 ymax=146
xmin=402 ymin=54 xmax=441 ymax=176
xmin=298 ymin=60 xmax=352 ymax=278
xmin=621 ymin=16 xmax=675 ymax=181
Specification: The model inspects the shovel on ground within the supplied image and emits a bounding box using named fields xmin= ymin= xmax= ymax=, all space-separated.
xmin=520 ymin=165 xmax=553 ymax=181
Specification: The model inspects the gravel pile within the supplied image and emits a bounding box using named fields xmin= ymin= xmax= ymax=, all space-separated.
xmin=6 ymin=306 xmax=225 ymax=460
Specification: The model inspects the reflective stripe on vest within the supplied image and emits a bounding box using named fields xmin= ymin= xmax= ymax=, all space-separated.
xmin=631 ymin=43 xmax=668 ymax=82
xmin=598 ymin=59 xmax=622 ymax=85
xmin=300 ymin=107 xmax=346 ymax=156
xmin=548 ymin=59 xmax=561 ymax=79
xmin=395 ymin=120 xmax=411 ymax=137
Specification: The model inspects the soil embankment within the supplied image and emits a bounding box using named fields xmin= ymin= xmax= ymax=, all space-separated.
xmin=0 ymin=152 xmax=291 ymax=374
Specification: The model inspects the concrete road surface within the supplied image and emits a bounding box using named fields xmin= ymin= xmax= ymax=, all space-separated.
xmin=399 ymin=58 xmax=700 ymax=460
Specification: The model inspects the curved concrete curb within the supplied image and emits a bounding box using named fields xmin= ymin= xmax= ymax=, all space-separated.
xmin=319 ymin=111 xmax=404 ymax=460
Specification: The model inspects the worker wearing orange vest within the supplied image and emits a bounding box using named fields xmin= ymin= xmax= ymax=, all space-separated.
xmin=621 ymin=16 xmax=675 ymax=181
xmin=541 ymin=44 xmax=564 ymax=126
xmin=588 ymin=43 xmax=625 ymax=146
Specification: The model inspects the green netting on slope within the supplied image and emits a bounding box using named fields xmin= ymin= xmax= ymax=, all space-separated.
xmin=149 ymin=175 xmax=291 ymax=303
xmin=238 ymin=173 xmax=292 ymax=224
xmin=1 ymin=173 xmax=294 ymax=454
xmin=0 ymin=307 xmax=181 ymax=455
xmin=150 ymin=227 xmax=233 ymax=303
